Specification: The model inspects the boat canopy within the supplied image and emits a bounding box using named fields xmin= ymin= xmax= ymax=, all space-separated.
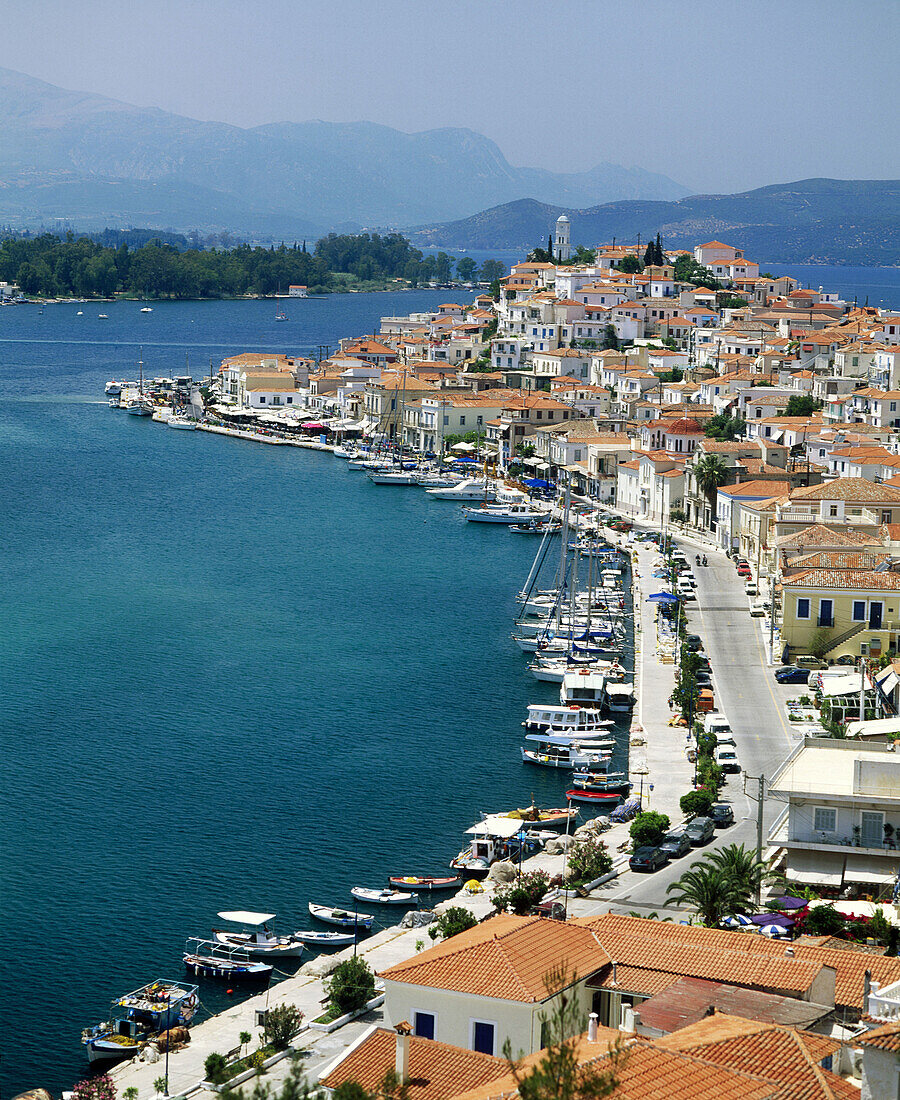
xmin=217 ymin=911 xmax=276 ymax=925
xmin=465 ymin=817 xmax=524 ymax=838
xmin=525 ymin=734 xmax=615 ymax=748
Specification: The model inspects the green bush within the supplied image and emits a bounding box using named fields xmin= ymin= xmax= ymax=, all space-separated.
xmin=566 ymin=833 xmax=613 ymax=886
xmin=428 ymin=905 xmax=478 ymax=941
xmin=326 ymin=956 xmax=376 ymax=1015
xmin=680 ymin=789 xmax=713 ymax=818
xmin=629 ymin=811 xmax=670 ymax=850
xmin=204 ymin=1052 xmax=229 ymax=1084
xmin=262 ymin=1003 xmax=305 ymax=1051
xmin=491 ymin=870 xmax=550 ymax=915
xmin=801 ymin=905 xmax=845 ymax=937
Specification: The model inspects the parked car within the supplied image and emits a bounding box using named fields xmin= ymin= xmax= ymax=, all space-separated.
xmin=744 ymin=582 xmax=759 ymax=596
xmin=659 ymin=830 xmax=692 ymax=858
xmin=749 ymin=600 xmax=766 ymax=617
xmin=735 ymin=558 xmax=750 ymax=570
xmin=678 ymin=586 xmax=697 ymax=602
xmin=685 ymin=634 xmax=703 ymax=651
xmin=629 ymin=845 xmax=668 ymax=872
xmin=715 ymin=746 xmax=742 ymax=773
xmin=795 ymin=654 xmax=828 ymax=669
xmin=736 ymin=564 xmax=752 ymax=578
xmin=693 ymin=655 xmax=712 ymax=672
xmin=775 ymin=665 xmax=810 ymax=684
xmin=709 ymin=802 xmax=736 ymax=827
xmin=694 ymin=670 xmax=712 ymax=687
xmin=684 ymin=817 xmax=716 ymax=845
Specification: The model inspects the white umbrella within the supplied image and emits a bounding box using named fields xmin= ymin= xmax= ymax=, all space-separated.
xmin=451 ymin=442 xmax=476 ymax=452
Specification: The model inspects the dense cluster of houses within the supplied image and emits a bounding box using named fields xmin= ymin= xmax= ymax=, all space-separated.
xmin=316 ymin=910 xmax=900 ymax=1099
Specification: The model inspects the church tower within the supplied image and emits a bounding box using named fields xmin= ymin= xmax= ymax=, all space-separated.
xmin=554 ymin=215 xmax=571 ymax=261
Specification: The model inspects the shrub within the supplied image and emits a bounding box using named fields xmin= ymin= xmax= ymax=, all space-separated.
xmin=204 ymin=1052 xmax=229 ymax=1084
xmin=326 ymin=957 xmax=376 ymax=1016
xmin=248 ymin=1049 xmax=267 ymax=1069
xmin=428 ymin=906 xmax=477 ymax=941
xmin=73 ymin=1077 xmax=117 ymax=1100
xmin=262 ymin=1003 xmax=305 ymax=1051
xmin=567 ymin=833 xmax=613 ymax=886
xmin=680 ymin=789 xmax=713 ymax=817
xmin=492 ymin=870 xmax=550 ymax=914
xmin=801 ymin=905 xmax=845 ymax=937
xmin=629 ymin=811 xmax=670 ymax=850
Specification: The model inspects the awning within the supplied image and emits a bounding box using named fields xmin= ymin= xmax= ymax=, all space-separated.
xmin=533 ymin=461 xmax=550 ymax=471
xmin=217 ymin=910 xmax=276 ymax=925
xmin=785 ymin=850 xmax=846 ymax=886
xmin=466 ymin=817 xmax=528 ymax=839
xmin=843 ymin=855 xmax=899 ymax=886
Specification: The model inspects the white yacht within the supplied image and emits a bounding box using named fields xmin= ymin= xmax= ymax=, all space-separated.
xmin=367 ymin=470 xmax=418 ymax=485
xmin=522 ymin=704 xmax=614 ymax=734
xmin=463 ymin=500 xmax=544 ymax=523
xmin=167 ymin=416 xmax=198 ymax=430
xmin=426 ymin=477 xmax=493 ymax=500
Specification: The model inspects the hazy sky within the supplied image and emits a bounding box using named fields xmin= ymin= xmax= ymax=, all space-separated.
xmin=3 ymin=0 xmax=897 ymax=193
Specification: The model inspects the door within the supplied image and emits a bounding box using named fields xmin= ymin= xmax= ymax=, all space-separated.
xmin=471 ymin=1020 xmax=496 ymax=1055
xmin=861 ymin=811 xmax=884 ymax=848
xmin=870 ymin=602 xmax=883 ymax=629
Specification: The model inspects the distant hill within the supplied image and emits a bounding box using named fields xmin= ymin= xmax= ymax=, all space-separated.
xmin=0 ymin=67 xmax=688 ymax=237
xmin=408 ymin=180 xmax=900 ymax=265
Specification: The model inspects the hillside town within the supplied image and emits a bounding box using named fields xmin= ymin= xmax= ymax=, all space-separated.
xmin=95 ymin=232 xmax=900 ymax=1100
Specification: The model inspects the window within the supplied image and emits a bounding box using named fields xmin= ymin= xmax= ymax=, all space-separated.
xmin=860 ymin=810 xmax=884 ymax=847
xmin=443 ymin=416 xmax=449 ymax=426
xmin=471 ymin=1020 xmax=496 ymax=1056
xmin=414 ymin=1011 xmax=435 ymax=1040
xmin=287 ymin=396 xmax=292 ymax=403
xmin=818 ymin=599 xmax=834 ymax=628
xmin=536 ymin=411 xmax=542 ymax=420
xmin=829 ymin=505 xmax=839 ymax=518
xmin=814 ymin=807 xmax=837 ymax=833
xmin=853 ymin=601 xmax=866 ymax=622
xmin=796 ymin=598 xmax=811 ymax=619
xmin=459 ymin=415 xmax=466 ymax=426
xmin=883 ymin=511 xmax=892 ymax=524
xmin=259 ymin=395 xmax=266 ymax=403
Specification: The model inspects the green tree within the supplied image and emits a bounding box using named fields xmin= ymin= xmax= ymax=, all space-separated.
xmin=629 ymin=811 xmax=670 ymax=849
xmin=602 ymin=324 xmax=619 ymax=351
xmin=618 ymin=254 xmax=641 ymax=274
xmin=693 ymin=453 xmax=730 ymax=523
xmin=654 ymin=232 xmax=664 ymax=265
xmin=703 ymin=412 xmax=746 ymax=441
xmin=492 ymin=869 xmax=551 ymax=915
xmin=326 ymin=957 xmax=376 ymax=1016
xmin=456 ymin=257 xmax=477 ymax=283
xmin=428 ymin=905 xmax=477 ymax=941
xmin=331 ymin=1084 xmax=371 ymax=1100
xmin=567 ymin=834 xmax=613 ymax=886
xmin=718 ymin=295 xmax=748 ymax=310
xmin=666 ymin=860 xmax=748 ymax=927
xmin=707 ymin=844 xmax=778 ymax=904
xmin=480 ymin=259 xmax=507 ymax=283
xmin=680 ymin=788 xmax=714 ymax=817
xmin=643 ymin=242 xmax=655 ymax=268
xmin=263 ymin=1004 xmax=306 ymax=1050
xmin=799 ymin=904 xmax=846 ymax=937
xmin=504 ymin=966 xmax=624 ymax=1099
xmin=782 ymin=394 xmax=819 ymax=418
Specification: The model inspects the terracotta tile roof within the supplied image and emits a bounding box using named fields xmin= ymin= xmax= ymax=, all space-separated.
xmin=790 ymin=477 xmax=900 ymax=503
xmin=784 ymin=568 xmax=900 ymax=591
xmin=379 ymin=914 xmax=609 ymax=1002
xmin=856 ymin=1020 xmax=900 ymax=1052
xmin=776 ymin=524 xmax=882 ymax=550
xmin=635 ymin=977 xmax=831 ymax=1033
xmin=321 ymin=1028 xmax=506 ymax=1100
xmin=786 ymin=550 xmax=892 ymax=571
xmin=719 ymin=480 xmax=791 ymax=498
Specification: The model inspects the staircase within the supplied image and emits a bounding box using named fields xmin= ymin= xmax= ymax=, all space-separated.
xmin=822 ymin=621 xmax=869 ymax=654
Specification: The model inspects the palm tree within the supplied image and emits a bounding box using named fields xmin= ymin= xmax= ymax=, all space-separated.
xmin=707 ymin=843 xmax=782 ymax=906
xmin=693 ymin=454 xmax=729 ymax=529
xmin=665 ymin=860 xmax=746 ymax=927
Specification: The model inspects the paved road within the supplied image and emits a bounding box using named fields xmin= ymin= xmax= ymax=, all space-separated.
xmin=587 ymin=538 xmax=798 ymax=915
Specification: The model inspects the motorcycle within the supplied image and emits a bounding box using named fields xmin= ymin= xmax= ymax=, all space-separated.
xmin=695 ymin=555 xmax=701 ymax=566
xmin=702 ymin=555 xmax=708 ymax=566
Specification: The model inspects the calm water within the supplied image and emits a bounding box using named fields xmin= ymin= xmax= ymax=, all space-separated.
xmin=0 ymin=294 xmax=628 ymax=1095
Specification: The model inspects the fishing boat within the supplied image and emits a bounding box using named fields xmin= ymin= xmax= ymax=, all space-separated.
xmin=308 ymin=902 xmax=374 ymax=930
xmin=572 ymin=769 xmax=632 ymax=794
xmin=494 ymin=805 xmax=579 ymax=831
xmin=521 ymin=733 xmax=615 ymax=770
xmin=604 ymin=682 xmax=635 ymax=713
xmin=565 ymin=787 xmax=627 ymax=805
xmin=295 ymin=929 xmax=357 ymax=947
xmin=449 ymin=818 xmax=523 ymax=877
xmin=388 ymin=875 xmax=460 ymax=891
xmin=426 ymin=478 xmax=494 ymax=501
xmin=211 ymin=910 xmax=305 ymax=958
xmin=350 ymin=887 xmax=417 ymax=905
xmin=560 ymin=670 xmax=607 ymax=708
xmin=167 ymin=415 xmax=197 ymax=430
xmin=522 ymin=704 xmax=614 ymax=734
xmin=510 ymin=519 xmax=562 ymax=534
xmin=81 ymin=979 xmax=199 ymax=1064
xmin=183 ymin=937 xmax=272 ymax=980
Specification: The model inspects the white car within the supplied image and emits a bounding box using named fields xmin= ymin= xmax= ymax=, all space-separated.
xmin=744 ymin=581 xmax=759 ymax=596
xmin=677 ymin=585 xmax=697 ymax=601
xmin=749 ymin=600 xmax=766 ymax=616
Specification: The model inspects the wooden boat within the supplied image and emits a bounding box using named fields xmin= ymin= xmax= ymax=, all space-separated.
xmin=497 ymin=805 xmax=579 ymax=831
xmin=308 ymin=902 xmax=374 ymax=929
xmin=182 ymin=937 xmax=272 ymax=980
xmin=388 ymin=875 xmax=460 ymax=891
xmin=81 ymin=979 xmax=198 ymax=1064
xmin=566 ymin=788 xmax=625 ymax=804
xmin=211 ymin=910 xmax=305 ymax=958
xmin=350 ymin=887 xmax=417 ymax=905
xmin=295 ymin=929 xmax=357 ymax=947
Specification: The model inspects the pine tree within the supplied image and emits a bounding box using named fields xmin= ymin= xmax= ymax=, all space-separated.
xmin=655 ymin=232 xmax=664 ymax=265
xmin=643 ymin=242 xmax=655 ymax=269
xmin=548 ymin=231 xmax=554 ymax=260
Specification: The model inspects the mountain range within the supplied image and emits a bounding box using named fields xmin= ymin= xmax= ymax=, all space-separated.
xmin=0 ymin=67 xmax=688 ymax=237
xmin=408 ymin=179 xmax=900 ymax=264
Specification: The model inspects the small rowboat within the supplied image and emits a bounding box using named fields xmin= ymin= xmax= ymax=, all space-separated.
xmin=565 ymin=788 xmax=624 ymax=804
xmin=183 ymin=938 xmax=272 ymax=980
xmin=351 ymin=887 xmax=417 ymax=905
xmin=295 ymin=930 xmax=357 ymax=947
xmin=308 ymin=902 xmax=374 ymax=929
xmin=388 ymin=876 xmax=461 ymax=891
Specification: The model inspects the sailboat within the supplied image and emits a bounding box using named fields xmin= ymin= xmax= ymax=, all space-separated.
xmin=274 ymin=287 xmax=288 ymax=322
xmin=126 ymin=348 xmax=154 ymax=416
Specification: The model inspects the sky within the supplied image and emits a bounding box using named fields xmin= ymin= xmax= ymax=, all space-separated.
xmin=2 ymin=0 xmax=898 ymax=194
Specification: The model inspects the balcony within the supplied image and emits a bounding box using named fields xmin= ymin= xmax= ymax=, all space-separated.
xmin=777 ymin=507 xmax=879 ymax=525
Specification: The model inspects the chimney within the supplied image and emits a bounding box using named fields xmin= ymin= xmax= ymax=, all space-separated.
xmin=610 ymin=960 xmax=618 ymax=987
xmin=620 ymin=1005 xmax=635 ymax=1034
xmin=394 ymin=1021 xmax=412 ymax=1081
xmin=588 ymin=1013 xmax=598 ymax=1042
xmin=785 ymin=946 xmax=795 ymax=957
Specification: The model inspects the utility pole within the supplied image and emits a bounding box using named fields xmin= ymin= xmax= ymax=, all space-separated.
xmin=744 ymin=773 xmax=767 ymax=905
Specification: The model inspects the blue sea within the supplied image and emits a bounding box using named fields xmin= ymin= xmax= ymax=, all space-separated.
xmin=0 ymin=293 xmax=627 ymax=1095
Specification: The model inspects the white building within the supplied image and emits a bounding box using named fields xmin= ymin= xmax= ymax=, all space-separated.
xmin=288 ymin=285 xmax=308 ymax=297
xmin=554 ymin=214 xmax=571 ymax=262
xmin=767 ymin=737 xmax=900 ymax=895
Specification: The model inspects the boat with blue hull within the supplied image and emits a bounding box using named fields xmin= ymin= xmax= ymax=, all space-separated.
xmin=81 ymin=979 xmax=198 ymax=1064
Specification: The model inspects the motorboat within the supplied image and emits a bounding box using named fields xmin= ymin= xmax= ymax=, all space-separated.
xmin=98 ymin=313 xmax=109 ymax=319
xmin=427 ymin=478 xmax=494 ymax=501
xmin=308 ymin=902 xmax=374 ymax=930
xmin=167 ymin=415 xmax=197 ymax=430
xmin=388 ymin=875 xmax=461 ymax=891
xmin=560 ymin=670 xmax=607 ymax=708
xmin=521 ymin=733 xmax=615 ymax=770
xmin=510 ymin=520 xmax=562 ymax=534
xmin=350 ymin=887 xmax=417 ymax=905
xmin=211 ymin=910 xmax=305 ymax=958
xmin=572 ymin=769 xmax=632 ymax=794
xmin=450 ymin=816 xmax=535 ymax=877
xmin=140 ymin=306 xmax=153 ymax=313
xmin=108 ymin=397 xmax=120 ymax=409
xmin=367 ymin=470 xmax=418 ymax=485
xmin=604 ymin=682 xmax=635 ymax=713
xmin=522 ymin=704 xmax=614 ymax=734
xmin=332 ymin=445 xmax=357 ymax=459
xmin=295 ymin=929 xmax=357 ymax=947
xmin=183 ymin=937 xmax=272 ymax=980
xmin=126 ymin=399 xmax=154 ymax=416
xmin=463 ymin=501 xmax=545 ymax=523
xmin=105 ymin=380 xmax=123 ymax=395
xmin=81 ymin=979 xmax=199 ymax=1064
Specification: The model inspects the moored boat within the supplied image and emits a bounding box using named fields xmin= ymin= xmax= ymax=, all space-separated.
xmin=81 ymin=979 xmax=199 ymax=1064
xmin=308 ymin=902 xmax=374 ymax=929
xmin=388 ymin=875 xmax=461 ymax=891
xmin=167 ymin=415 xmax=198 ymax=430
xmin=565 ymin=787 xmax=625 ymax=805
xmin=183 ymin=937 xmax=272 ymax=980
xmin=350 ymin=887 xmax=417 ymax=905
xmin=211 ymin=910 xmax=305 ymax=958
xmin=295 ymin=929 xmax=357 ymax=947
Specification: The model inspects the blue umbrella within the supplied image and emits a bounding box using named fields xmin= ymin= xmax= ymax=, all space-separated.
xmin=760 ymin=923 xmax=790 ymax=937
xmin=723 ymin=913 xmax=753 ymax=928
xmin=647 ymin=592 xmax=680 ymax=603
xmin=751 ymin=912 xmax=794 ymax=928
xmin=772 ymin=895 xmax=808 ymax=911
